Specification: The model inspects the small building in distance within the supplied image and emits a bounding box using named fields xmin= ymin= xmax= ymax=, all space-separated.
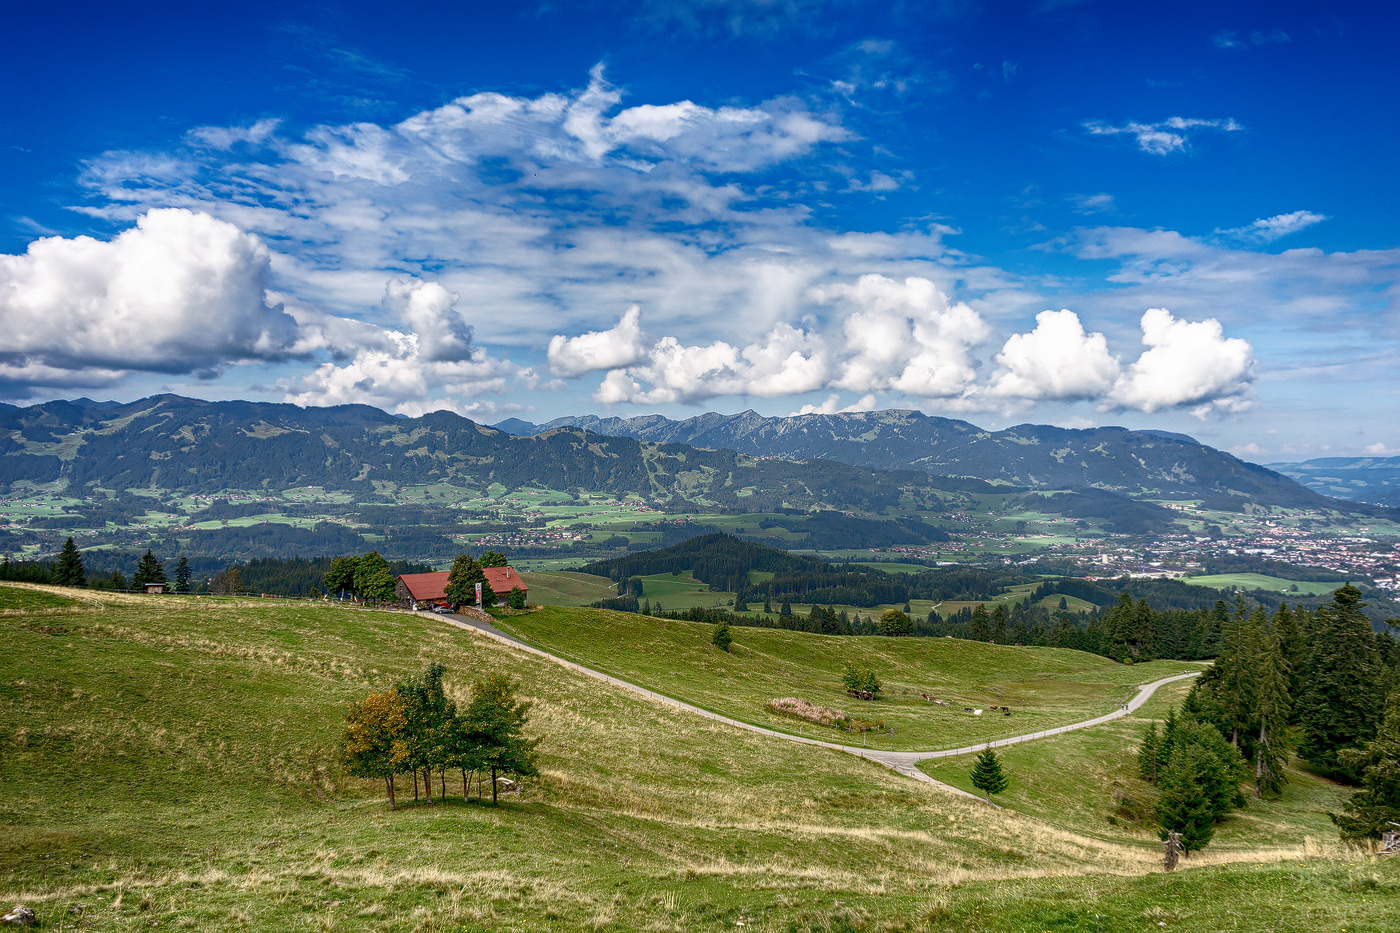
xmin=144 ymin=582 xmax=166 ymax=595
xmin=395 ymin=567 xmax=529 ymax=610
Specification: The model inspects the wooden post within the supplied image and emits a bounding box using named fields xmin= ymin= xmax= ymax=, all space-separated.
xmin=1164 ymin=831 xmax=1181 ymax=871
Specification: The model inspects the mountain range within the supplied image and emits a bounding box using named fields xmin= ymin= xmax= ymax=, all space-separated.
xmin=1267 ymin=456 xmax=1400 ymax=507
xmin=496 ymin=409 xmax=1340 ymax=510
xmin=0 ymin=395 xmax=1375 ymax=526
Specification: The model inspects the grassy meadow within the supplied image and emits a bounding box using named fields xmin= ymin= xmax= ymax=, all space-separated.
xmin=496 ymin=607 xmax=1204 ymax=751
xmin=918 ymin=675 xmax=1353 ymax=851
xmin=2 ymin=584 xmax=1396 ymax=932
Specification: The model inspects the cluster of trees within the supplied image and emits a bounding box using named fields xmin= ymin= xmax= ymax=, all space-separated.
xmin=1138 ymin=585 xmax=1400 ymax=846
xmin=7 ymin=538 xmax=196 ymax=593
xmin=341 ymin=663 xmax=539 ymax=807
xmin=324 ymin=551 xmax=399 ymax=602
xmin=1139 ymin=711 xmax=1248 ymax=852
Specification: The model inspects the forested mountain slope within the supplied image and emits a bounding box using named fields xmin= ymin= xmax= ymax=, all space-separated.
xmin=518 ymin=408 xmax=1334 ymax=509
xmin=0 ymin=395 xmax=934 ymax=512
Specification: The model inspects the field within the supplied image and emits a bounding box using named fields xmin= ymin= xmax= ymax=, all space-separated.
xmin=0 ymin=583 xmax=83 ymax=611
xmin=495 ymin=607 xmax=1203 ymax=751
xmin=2 ymin=585 xmax=1397 ymax=932
xmin=1182 ymin=573 xmax=1340 ymax=595
xmin=517 ymin=571 xmax=618 ymax=606
xmin=918 ymin=676 xmax=1352 ymax=851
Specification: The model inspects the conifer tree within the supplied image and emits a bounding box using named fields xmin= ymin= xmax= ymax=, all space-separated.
xmin=172 ymin=556 xmax=192 ymax=593
xmin=1298 ymin=585 xmax=1382 ymax=781
xmin=1272 ymin=603 xmax=1307 ymax=711
xmin=970 ymin=748 xmax=1009 ymax=800
xmin=712 ymin=618 xmax=733 ymax=652
xmin=132 ymin=549 xmax=167 ymax=589
xmin=1138 ymin=722 xmax=1161 ymax=783
xmin=1154 ymin=745 xmax=1219 ymax=853
xmin=54 ymin=537 xmax=86 ymax=587
xmin=991 ymin=605 xmax=1008 ymax=644
xmin=969 ymin=604 xmax=991 ymax=642
xmin=1332 ymin=691 xmax=1400 ymax=839
xmin=1251 ymin=625 xmax=1293 ymax=798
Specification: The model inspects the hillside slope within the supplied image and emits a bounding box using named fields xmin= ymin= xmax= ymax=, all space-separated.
xmin=0 ymin=394 xmax=934 ymax=512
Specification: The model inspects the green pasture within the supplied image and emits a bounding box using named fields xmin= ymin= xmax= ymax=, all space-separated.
xmin=495 ymin=607 xmax=1200 ymax=752
xmin=518 ymin=570 xmax=618 ymax=606
xmin=1182 ymin=573 xmax=1340 ymax=595
xmin=919 ymin=675 xmax=1348 ymax=851
xmin=0 ymin=583 xmax=82 ymax=611
xmin=0 ymin=585 xmax=1394 ymax=931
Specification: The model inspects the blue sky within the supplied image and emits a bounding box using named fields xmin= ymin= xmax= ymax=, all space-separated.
xmin=2 ymin=0 xmax=1397 ymax=461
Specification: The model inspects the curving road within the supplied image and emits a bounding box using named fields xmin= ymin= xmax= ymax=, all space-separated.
xmin=431 ymin=609 xmax=1201 ymax=802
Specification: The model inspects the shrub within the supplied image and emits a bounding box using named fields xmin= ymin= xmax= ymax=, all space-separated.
xmin=842 ymin=665 xmax=881 ymax=700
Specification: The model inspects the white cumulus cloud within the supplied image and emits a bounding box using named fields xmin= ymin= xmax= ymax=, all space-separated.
xmin=1108 ymin=308 xmax=1255 ymax=416
xmin=547 ymin=305 xmax=648 ymax=377
xmin=817 ymin=274 xmax=989 ymax=399
xmin=987 ymin=309 xmax=1121 ymax=400
xmin=283 ymin=278 xmax=530 ymax=417
xmin=0 ymin=208 xmax=300 ymax=382
xmin=592 ymin=321 xmax=829 ymax=405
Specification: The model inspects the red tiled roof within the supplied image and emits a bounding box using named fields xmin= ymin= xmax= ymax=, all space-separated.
xmin=396 ymin=567 xmax=528 ymax=602
xmin=398 ymin=571 xmax=449 ymax=601
xmin=484 ymin=566 xmax=528 ymax=593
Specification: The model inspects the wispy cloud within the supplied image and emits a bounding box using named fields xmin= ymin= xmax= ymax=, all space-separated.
xmin=1212 ymin=29 xmax=1291 ymax=50
xmin=1084 ymin=116 xmax=1242 ymax=155
xmin=1216 ymin=210 xmax=1327 ymax=243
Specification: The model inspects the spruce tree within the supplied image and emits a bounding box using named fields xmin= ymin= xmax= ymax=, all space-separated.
xmin=969 ymin=604 xmax=991 ymax=642
xmin=54 ymin=537 xmax=86 ymax=587
xmin=172 ymin=556 xmax=192 ymax=593
xmin=1251 ymin=626 xmax=1293 ymax=798
xmin=132 ymin=549 xmax=167 ymax=589
xmin=1298 ymin=585 xmax=1382 ymax=781
xmin=1332 ymin=691 xmax=1400 ymax=839
xmin=1272 ymin=603 xmax=1307 ymax=711
xmin=712 ymin=619 xmax=733 ymax=652
xmin=1139 ymin=722 xmax=1161 ymax=783
xmin=970 ymin=748 xmax=1009 ymax=800
xmin=1154 ymin=745 xmax=1218 ymax=853
xmin=991 ymin=605 xmax=1008 ymax=644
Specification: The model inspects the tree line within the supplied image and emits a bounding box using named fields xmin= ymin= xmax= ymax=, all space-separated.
xmin=1138 ymin=585 xmax=1400 ymax=849
xmin=341 ymin=663 xmax=539 ymax=807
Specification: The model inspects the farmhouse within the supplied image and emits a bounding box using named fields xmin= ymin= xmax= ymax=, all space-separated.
xmin=396 ymin=571 xmax=450 ymax=610
xmin=395 ymin=567 xmax=528 ymax=610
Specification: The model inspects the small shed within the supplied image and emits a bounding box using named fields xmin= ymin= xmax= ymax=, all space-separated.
xmin=144 ymin=582 xmax=166 ymax=594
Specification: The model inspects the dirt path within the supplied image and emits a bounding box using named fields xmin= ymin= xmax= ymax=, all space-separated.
xmin=433 ymin=609 xmax=1200 ymax=801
